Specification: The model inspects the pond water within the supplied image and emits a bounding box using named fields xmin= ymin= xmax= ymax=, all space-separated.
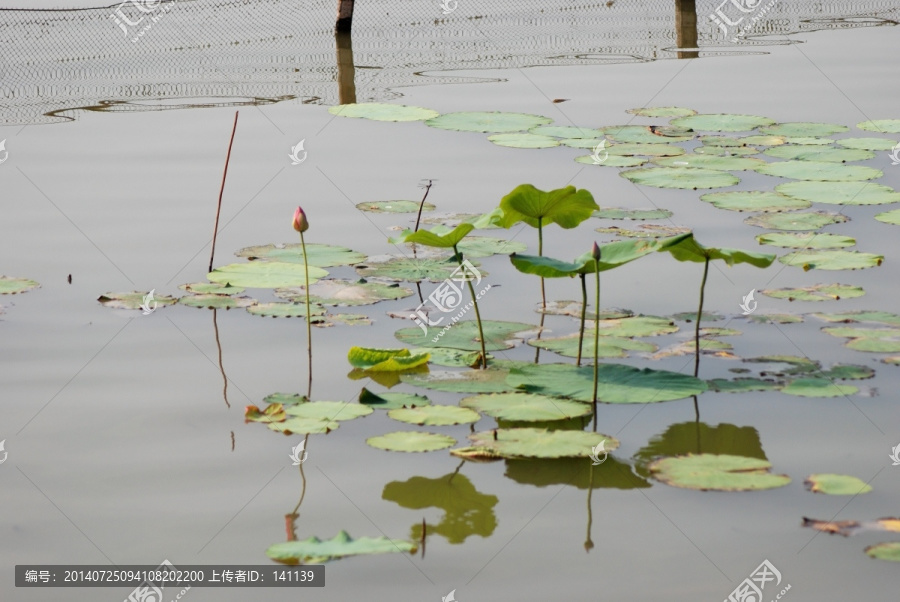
xmin=2 ymin=1 xmax=900 ymax=601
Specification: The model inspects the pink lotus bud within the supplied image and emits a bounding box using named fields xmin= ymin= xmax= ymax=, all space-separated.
xmin=591 ymin=241 xmax=601 ymax=261
xmin=292 ymin=206 xmax=309 ymax=233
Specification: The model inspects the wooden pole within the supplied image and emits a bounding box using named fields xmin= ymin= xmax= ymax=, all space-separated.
xmin=209 ymin=111 xmax=239 ymax=273
xmin=335 ymin=0 xmax=354 ymax=33
xmin=675 ymin=0 xmax=699 ymax=59
xmin=335 ymin=31 xmax=356 ymax=104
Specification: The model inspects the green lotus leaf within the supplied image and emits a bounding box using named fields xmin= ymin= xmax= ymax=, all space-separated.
xmin=355 ymin=257 xmax=477 ymax=283
xmin=744 ymin=211 xmax=848 ymax=231
xmin=401 ymin=223 xmax=474 ymax=248
xmin=396 ymin=320 xmax=534 ymax=351
xmin=781 ymin=378 xmax=858 ymax=397
xmin=693 ymin=145 xmax=759 ymax=156
xmin=245 ymin=302 xmax=324 ymax=318
xmin=388 ymin=405 xmax=480 ymax=426
xmin=366 ymin=431 xmax=456 ymax=452
xmin=759 ymin=122 xmax=849 ymax=137
xmin=285 ymin=401 xmax=373 ymax=421
xmin=593 ymin=316 xmax=680 ymax=337
xmin=400 ymin=367 xmax=515 ymax=393
xmin=620 ymin=167 xmax=739 ymax=189
xmin=564 ymin=139 xmax=685 ymax=155
xmin=267 ymin=416 xmax=338 ymax=434
xmin=0 ymin=276 xmax=39 ymax=294
xmin=276 ymin=278 xmax=413 ymax=306
xmin=593 ymin=207 xmax=673 ymax=220
xmin=97 ymin=291 xmax=177 ymax=309
xmin=487 ymin=133 xmax=559 ymax=148
xmin=178 ymin=282 xmax=245 ymax=295
xmin=347 ymin=347 xmax=430 ymax=372
xmin=495 ymin=184 xmax=598 ymax=230
xmin=529 ymin=125 xmax=604 ymax=138
xmin=315 ymin=313 xmax=371 ymax=327
xmin=812 ymin=310 xmax=900 ymax=325
xmin=262 ymin=393 xmax=308 ymax=406
xmin=776 ymin=181 xmax=900 ymax=205
xmin=671 ymin=311 xmax=723 ymax=322
xmin=425 ymin=111 xmax=552 ymax=133
xmin=596 ymin=224 xmax=691 ymax=238
xmin=451 ymin=428 xmax=618 ymax=460
xmin=359 ymin=388 xmax=431 ymax=409
xmin=701 ymin=191 xmax=810 ymax=212
xmin=866 ymin=542 xmax=900 ymax=562
xmin=207 ymin=262 xmax=328 ymax=288
xmin=648 ymin=338 xmax=733 ymax=360
xmin=507 ymin=362 xmax=707 ymax=403
xmin=755 ymin=160 xmax=882 ymax=181
xmin=778 ymin=250 xmax=883 ymax=271
xmin=848 ymin=338 xmax=900 ymax=353
xmin=764 ymin=145 xmax=874 ymax=163
xmin=819 ymin=364 xmax=875 ymax=380
xmin=836 ymin=137 xmax=898 ymax=151
xmin=857 ymin=119 xmax=900 ymax=133
xmin=756 ymin=232 xmax=855 ymax=249
xmin=670 ymin=113 xmax=775 ymax=132
xmin=737 ymin=135 xmax=785 ymax=146
xmin=744 ymin=355 xmax=820 ymax=373
xmin=783 ymin=137 xmax=834 ymax=146
xmin=538 ymin=301 xmax=632 ymax=320
xmin=460 ymin=392 xmax=593 ymax=422
xmin=355 ymin=200 xmax=435 ymax=213
xmin=181 ymin=294 xmax=257 ymax=310
xmin=653 ymin=155 xmax=765 ymax=171
xmin=875 ymin=209 xmax=900 ymax=226
xmin=529 ymin=333 xmax=656 ymax=359
xmin=328 ymin=102 xmax=439 ymax=121
xmin=648 ymin=454 xmax=790 ymax=491
xmin=761 ymin=283 xmax=864 ymax=302
xmin=821 ymin=326 xmax=900 ymax=339
xmin=266 ymin=530 xmax=417 ymax=564
xmin=448 ymin=235 xmax=526 ymax=258
xmin=707 ymin=378 xmax=782 ymax=393
xmin=744 ymin=313 xmax=804 ymax=324
xmin=626 ymin=106 xmax=697 ymax=118
xmin=411 ymin=347 xmax=486 ymax=367
xmin=235 ymin=243 xmax=365 ymax=267
xmin=662 ymin=234 xmax=776 ymax=268
xmin=602 ymin=125 xmax=693 ymax=143
xmin=575 ymin=154 xmax=648 ymax=167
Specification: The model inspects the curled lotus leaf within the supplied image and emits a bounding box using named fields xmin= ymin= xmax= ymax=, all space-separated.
xmin=648 ymin=454 xmax=790 ymax=491
xmin=328 ymin=102 xmax=439 ymax=121
xmin=760 ymin=283 xmax=865 ymax=302
xmin=347 ymin=347 xmax=430 ymax=372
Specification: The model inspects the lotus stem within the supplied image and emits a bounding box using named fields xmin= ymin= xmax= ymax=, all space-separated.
xmin=209 ymin=111 xmax=239 ymax=273
xmin=454 ymin=245 xmax=487 ymax=369
xmin=300 ymin=231 xmax=313 ymax=396
xmin=414 ymin=179 xmax=433 ymax=232
xmin=537 ymin=217 xmax=546 ymax=308
xmin=693 ymin=257 xmax=710 ymax=378
xmin=592 ymin=256 xmax=600 ymax=428
xmin=577 ymin=273 xmax=587 ymax=367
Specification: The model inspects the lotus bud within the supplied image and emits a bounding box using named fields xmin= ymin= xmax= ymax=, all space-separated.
xmin=292 ymin=206 xmax=309 ymax=233
xmin=591 ymin=241 xmax=601 ymax=261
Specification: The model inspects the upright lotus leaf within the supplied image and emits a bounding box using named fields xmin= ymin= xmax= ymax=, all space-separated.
xmin=805 ymin=473 xmax=872 ymax=495
xmin=402 ymin=223 xmax=474 ymax=248
xmin=347 ymin=347 xmax=430 ymax=372
xmin=451 ymin=428 xmax=618 ymax=460
xmin=495 ymin=184 xmax=598 ymax=231
xmin=761 ymin=283 xmax=865 ymax=302
xmin=207 ymin=262 xmax=328 ymax=288
xmin=648 ymin=454 xmax=790 ymax=491
xmin=0 ymin=276 xmax=40 ymax=294
xmin=266 ymin=530 xmax=417 ymax=564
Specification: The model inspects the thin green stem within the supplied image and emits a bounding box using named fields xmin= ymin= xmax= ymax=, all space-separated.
xmin=300 ymin=231 xmax=313 ymax=397
xmin=414 ymin=179 xmax=433 ymax=232
xmin=454 ymin=245 xmax=487 ymax=369
xmin=693 ymin=257 xmax=709 ymax=378
xmin=592 ymin=258 xmax=600 ymax=429
xmin=577 ymin=273 xmax=587 ymax=367
xmin=537 ymin=218 xmax=546 ymax=309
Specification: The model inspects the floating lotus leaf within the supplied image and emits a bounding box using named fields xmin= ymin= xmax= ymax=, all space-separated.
xmin=411 ymin=347 xmax=486 ymax=367
xmin=396 ymin=320 xmax=535 ymax=351
xmin=596 ymin=224 xmax=692 ymax=238
xmin=745 ymin=355 xmax=820 ymax=373
xmin=784 ymin=137 xmax=834 ymax=146
xmin=450 ymin=236 xmax=527 ymax=258
xmin=875 ymin=209 xmax=900 ymax=226
xmin=425 ymin=111 xmax=552 ymax=133
xmin=460 ymin=392 xmax=593 ymax=422
xmin=347 ymin=347 xmax=430 ymax=372
xmin=812 ymin=310 xmax=900 ymax=325
xmin=707 ymin=378 xmax=782 ymax=393
xmin=400 ymin=368 xmax=514 ymax=393
xmin=857 ymin=119 xmax=900 ymax=133
xmin=760 ymin=122 xmax=849 ymax=137
xmin=388 ymin=405 xmax=480 ymax=426
xmin=764 ymin=146 xmax=874 ymax=163
xmin=744 ymin=211 xmax=848 ymax=231
xmin=564 ymin=140 xmax=685 ymax=156
xmin=263 ymin=393 xmax=308 ymax=406
xmin=670 ymin=113 xmax=775 ymax=132
xmin=701 ymin=327 xmax=741 ymax=336
xmin=626 ymin=106 xmax=697 ymax=118
xmin=620 ymin=167 xmax=739 ymax=189
xmin=529 ymin=125 xmax=604 ymax=138
xmin=866 ymin=543 xmax=900 ymax=562
xmin=235 ymin=243 xmax=365 ymax=267
xmin=776 ymin=181 xmax=900 ymax=205
xmin=755 ymin=160 xmax=882 ymax=181
xmin=756 ymin=232 xmax=855 ymax=249
xmin=654 ymin=155 xmax=765 ymax=171
xmin=602 ymin=125 xmax=693 ymax=143
xmin=359 ymin=388 xmax=431 ymax=409
xmin=207 ymin=262 xmax=328 ymax=288
xmin=314 ymin=313 xmax=371 ymax=327
xmin=575 ymin=154 xmax=648 ymax=167
xmin=738 ymin=135 xmax=785 ymax=146
xmin=181 ymin=294 xmax=257 ymax=310
xmin=885 ymin=356 xmax=900 ymax=365
xmin=837 ymin=137 xmax=898 ymax=151
xmin=805 ymin=473 xmax=872 ymax=495
xmin=819 ymin=364 xmax=875 ymax=380
xmin=593 ymin=316 xmax=679 ymax=337
xmin=648 ymin=454 xmax=790 ymax=491
xmin=487 ymin=133 xmax=559 ymax=148
xmin=822 ymin=326 xmax=900 ymax=353
xmin=266 ymin=530 xmax=417 ymax=564
xmin=267 ymin=416 xmax=338 ymax=434
xmin=778 ymin=250 xmax=883 ymax=271
xmin=285 ymin=401 xmax=373 ymax=421
xmin=538 ymin=300 xmax=632 ymax=320
xmin=699 ymin=136 xmax=745 ymax=147
xmin=245 ymin=302 xmax=324 ymax=318
xmin=97 ymin=291 xmax=177 ymax=309
xmin=451 ymin=428 xmax=617 ymax=460
xmin=328 ymin=102 xmax=438 ymax=121
xmin=0 ymin=276 xmax=39 ymax=294
xmin=803 ymin=516 xmax=900 ymax=537
xmin=701 ymin=191 xmax=810 ymax=213
xmin=781 ymin=378 xmax=858 ymax=397
xmin=745 ymin=313 xmax=804 ymax=324
xmin=355 ymin=200 xmax=435 ymax=213
xmin=178 ymin=282 xmax=245 ymax=295
xmin=693 ymin=145 xmax=759 ymax=156
xmin=366 ymin=431 xmax=456 ymax=452
xmin=244 ymin=403 xmax=286 ymax=423
xmin=648 ymin=338 xmax=734 ymax=360
xmin=420 ymin=212 xmax=499 ymax=229
xmin=507 ymin=362 xmax=707 ymax=403
xmin=761 ymin=283 xmax=864 ymax=302
xmin=593 ymin=207 xmax=673 ymax=220
xmin=671 ymin=311 xmax=723 ymax=322
xmin=529 ymin=333 xmax=656 ymax=359
xmin=356 ymin=257 xmax=476 ymax=282
xmin=276 ymin=279 xmax=413 ymax=306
